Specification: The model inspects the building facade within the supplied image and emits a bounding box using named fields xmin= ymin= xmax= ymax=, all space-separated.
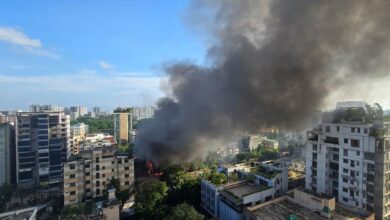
xmin=0 ymin=123 xmax=16 ymax=185
xmin=93 ymin=107 xmax=101 ymax=117
xmin=69 ymin=123 xmax=89 ymax=155
xmin=16 ymin=112 xmax=70 ymax=188
xmin=113 ymin=112 xmax=133 ymax=144
xmin=63 ymin=146 xmax=134 ymax=205
xmin=305 ymin=102 xmax=390 ymax=219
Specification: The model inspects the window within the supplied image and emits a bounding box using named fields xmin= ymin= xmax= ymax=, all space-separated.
xmin=344 ymin=139 xmax=348 ymax=144
xmin=357 ymin=128 xmax=361 ymax=133
xmin=96 ymin=181 xmax=100 ymax=186
xmin=313 ymin=153 xmax=317 ymax=160
xmin=364 ymin=128 xmax=368 ymax=134
xmin=86 ymin=180 xmax=90 ymax=184
xmin=350 ymin=160 xmax=355 ymax=167
xmin=102 ymin=174 xmax=105 ymax=178
xmin=96 ymin=165 xmax=100 ymax=171
xmin=356 ymin=172 xmax=359 ymax=176
xmin=70 ymin=191 xmax=76 ymax=195
xmin=356 ymin=151 xmax=360 ymax=156
xmin=112 ymin=169 xmax=114 ymax=172
xmin=125 ymin=166 xmax=129 ymax=170
xmin=125 ymin=174 xmax=129 ymax=178
xmin=96 ymin=157 xmax=100 ymax=163
xmin=325 ymin=126 xmax=330 ymax=132
xmin=69 ymin=164 xmax=75 ymax=170
xmin=96 ymin=173 xmax=100 ymax=178
xmin=351 ymin=139 xmax=360 ymax=148
xmin=343 ymin=178 xmax=348 ymax=183
xmin=85 ymin=164 xmax=90 ymax=168
xmin=337 ymin=126 xmax=340 ymax=132
xmin=102 ymin=166 xmax=105 ymax=170
xmin=85 ymin=172 xmax=90 ymax=176
xmin=343 ymin=159 xmax=348 ymax=163
xmin=343 ymin=197 xmax=348 ymax=202
xmin=343 ymin=168 xmax=348 ymax=173
xmin=351 ymin=127 xmax=355 ymax=133
xmin=343 ymin=187 xmax=348 ymax=192
xmin=70 ymin=183 xmax=76 ymax=187
xmin=344 ymin=149 xmax=348 ymax=156
xmin=96 ymin=189 xmax=100 ymax=195
xmin=69 ymin=174 xmax=76 ymax=178
xmin=312 ymin=144 xmax=317 ymax=151
xmin=125 ymin=181 xmax=129 ymax=185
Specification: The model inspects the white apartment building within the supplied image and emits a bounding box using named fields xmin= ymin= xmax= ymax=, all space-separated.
xmin=305 ymin=101 xmax=390 ymax=219
xmin=63 ymin=146 xmax=134 ymax=206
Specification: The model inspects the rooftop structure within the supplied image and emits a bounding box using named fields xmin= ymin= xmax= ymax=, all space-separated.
xmin=245 ymin=188 xmax=374 ymax=220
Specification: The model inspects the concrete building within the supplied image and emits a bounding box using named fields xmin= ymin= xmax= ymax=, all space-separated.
xmin=15 ymin=112 xmax=70 ymax=188
xmin=68 ymin=106 xmax=88 ymax=120
xmin=245 ymin=187 xmax=374 ymax=220
xmin=0 ymin=123 xmax=16 ymax=185
xmin=305 ymin=101 xmax=390 ymax=219
xmin=93 ymin=107 xmax=101 ymax=118
xmin=63 ymin=146 xmax=134 ymax=206
xmin=131 ymin=107 xmax=155 ymax=120
xmin=29 ymin=104 xmax=64 ymax=113
xmin=113 ymin=110 xmax=133 ymax=144
xmin=69 ymin=123 xmax=89 ymax=155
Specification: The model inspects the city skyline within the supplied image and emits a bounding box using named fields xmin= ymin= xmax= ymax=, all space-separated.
xmin=0 ymin=0 xmax=204 ymax=109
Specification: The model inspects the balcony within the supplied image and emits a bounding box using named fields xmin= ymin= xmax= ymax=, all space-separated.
xmin=324 ymin=136 xmax=339 ymax=145
xmin=307 ymin=131 xmax=319 ymax=141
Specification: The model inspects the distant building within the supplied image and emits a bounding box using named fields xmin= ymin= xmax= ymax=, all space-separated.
xmin=0 ymin=123 xmax=16 ymax=185
xmin=93 ymin=107 xmax=101 ymax=117
xmin=16 ymin=112 xmax=70 ymax=188
xmin=68 ymin=106 xmax=88 ymax=120
xmin=131 ymin=107 xmax=155 ymax=120
xmin=63 ymin=146 xmax=134 ymax=206
xmin=305 ymin=101 xmax=390 ymax=219
xmin=113 ymin=110 xmax=133 ymax=144
xmin=29 ymin=104 xmax=64 ymax=112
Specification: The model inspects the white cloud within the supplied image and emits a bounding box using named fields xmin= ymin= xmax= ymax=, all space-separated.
xmin=0 ymin=26 xmax=59 ymax=58
xmin=0 ymin=27 xmax=41 ymax=48
xmin=99 ymin=60 xmax=115 ymax=69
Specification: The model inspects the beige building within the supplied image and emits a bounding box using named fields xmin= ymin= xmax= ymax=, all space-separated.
xmin=63 ymin=146 xmax=134 ymax=206
xmin=69 ymin=123 xmax=89 ymax=155
xmin=114 ymin=112 xmax=133 ymax=144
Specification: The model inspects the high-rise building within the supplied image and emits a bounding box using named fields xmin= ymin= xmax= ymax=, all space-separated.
xmin=16 ymin=112 xmax=70 ymax=188
xmin=0 ymin=123 xmax=16 ymax=185
xmin=63 ymin=146 xmax=134 ymax=205
xmin=113 ymin=109 xmax=133 ymax=144
xmin=29 ymin=104 xmax=64 ymax=112
xmin=93 ymin=107 xmax=101 ymax=117
xmin=68 ymin=106 xmax=88 ymax=120
xmin=131 ymin=107 xmax=155 ymax=120
xmin=305 ymin=101 xmax=390 ymax=219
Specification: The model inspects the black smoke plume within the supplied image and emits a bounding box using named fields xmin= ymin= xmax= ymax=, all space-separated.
xmin=135 ymin=0 xmax=390 ymax=162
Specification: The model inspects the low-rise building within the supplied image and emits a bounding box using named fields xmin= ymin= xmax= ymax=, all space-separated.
xmin=63 ymin=146 xmax=134 ymax=206
xmin=0 ymin=206 xmax=39 ymax=220
xmin=245 ymin=187 xmax=374 ymax=220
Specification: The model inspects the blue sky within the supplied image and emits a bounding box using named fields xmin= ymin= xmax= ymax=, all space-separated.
xmin=0 ymin=0 xmax=205 ymax=110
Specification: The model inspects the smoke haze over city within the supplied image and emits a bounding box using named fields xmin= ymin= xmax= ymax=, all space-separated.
xmin=135 ymin=0 xmax=390 ymax=163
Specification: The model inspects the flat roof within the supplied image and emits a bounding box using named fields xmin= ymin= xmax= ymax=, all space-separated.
xmin=221 ymin=181 xmax=271 ymax=204
xmin=250 ymin=198 xmax=326 ymax=220
xmin=0 ymin=207 xmax=38 ymax=220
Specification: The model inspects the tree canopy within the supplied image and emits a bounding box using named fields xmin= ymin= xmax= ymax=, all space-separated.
xmin=164 ymin=203 xmax=204 ymax=220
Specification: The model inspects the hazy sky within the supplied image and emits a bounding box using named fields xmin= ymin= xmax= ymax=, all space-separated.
xmin=0 ymin=0 xmax=205 ymax=110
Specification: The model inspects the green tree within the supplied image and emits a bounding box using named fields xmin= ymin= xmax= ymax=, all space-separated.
xmin=164 ymin=203 xmax=204 ymax=220
xmin=166 ymin=178 xmax=201 ymax=210
xmin=71 ymin=115 xmax=114 ymax=134
xmin=135 ymin=180 xmax=169 ymax=219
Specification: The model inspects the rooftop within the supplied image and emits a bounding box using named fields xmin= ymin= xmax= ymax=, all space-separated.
xmin=220 ymin=181 xmax=271 ymax=204
xmin=251 ymin=165 xmax=281 ymax=179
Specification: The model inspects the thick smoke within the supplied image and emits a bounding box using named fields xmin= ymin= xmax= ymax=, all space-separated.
xmin=136 ymin=0 xmax=390 ymax=162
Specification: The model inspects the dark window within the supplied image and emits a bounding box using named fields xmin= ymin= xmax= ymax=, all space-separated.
xmin=86 ymin=180 xmax=90 ymax=184
xmin=312 ymin=144 xmax=317 ymax=151
xmin=351 ymin=139 xmax=360 ymax=148
xmin=85 ymin=172 xmax=90 ymax=176
xmin=344 ymin=149 xmax=348 ymax=156
xmin=96 ymin=157 xmax=100 ymax=163
xmin=351 ymin=127 xmax=355 ymax=133
xmin=125 ymin=174 xmax=129 ymax=178
xmin=343 ymin=159 xmax=348 ymax=163
xmin=325 ymin=126 xmax=330 ymax=132
xmin=96 ymin=189 xmax=100 ymax=195
xmin=364 ymin=128 xmax=368 ymax=134
xmin=69 ymin=174 xmax=76 ymax=178
xmin=125 ymin=181 xmax=129 ymax=185
xmin=70 ymin=183 xmax=76 ymax=187
xmin=96 ymin=181 xmax=100 ymax=186
xmin=337 ymin=126 xmax=340 ymax=132
xmin=96 ymin=173 xmax=100 ymax=178
xmin=125 ymin=166 xmax=129 ymax=170
xmin=70 ymin=191 xmax=76 ymax=195
xmin=343 ymin=188 xmax=348 ymax=192
xmin=343 ymin=197 xmax=348 ymax=202
xmin=344 ymin=139 xmax=348 ymax=144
